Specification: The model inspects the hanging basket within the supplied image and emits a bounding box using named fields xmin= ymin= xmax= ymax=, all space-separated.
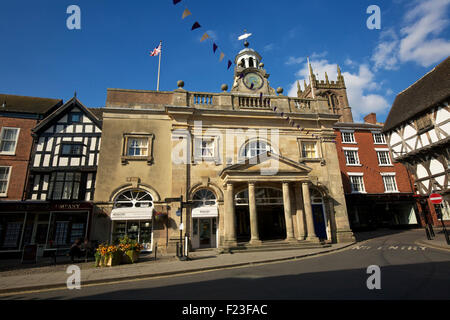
xmin=154 ymin=211 xmax=168 ymax=222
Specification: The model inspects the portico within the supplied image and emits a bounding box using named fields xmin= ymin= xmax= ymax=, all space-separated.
xmin=220 ymin=152 xmax=321 ymax=248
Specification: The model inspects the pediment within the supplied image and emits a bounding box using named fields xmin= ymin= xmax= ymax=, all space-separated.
xmin=220 ymin=151 xmax=311 ymax=178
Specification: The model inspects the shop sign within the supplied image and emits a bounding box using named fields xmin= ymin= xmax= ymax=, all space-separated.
xmin=192 ymin=206 xmax=218 ymax=218
xmin=111 ymin=207 xmax=154 ymax=220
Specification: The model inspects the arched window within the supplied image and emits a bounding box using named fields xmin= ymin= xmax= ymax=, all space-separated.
xmin=310 ymin=189 xmax=323 ymax=204
xmin=113 ymin=189 xmax=154 ymax=209
xmin=240 ymin=140 xmax=273 ymax=158
xmin=249 ymin=57 xmax=254 ymax=67
xmin=240 ymin=59 xmax=245 ymax=68
xmin=192 ymin=189 xmax=217 ymax=208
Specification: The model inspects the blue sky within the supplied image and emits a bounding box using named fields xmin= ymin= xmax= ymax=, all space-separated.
xmin=1 ymin=0 xmax=449 ymax=122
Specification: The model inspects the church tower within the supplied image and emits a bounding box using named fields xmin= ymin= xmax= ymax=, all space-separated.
xmin=298 ymin=61 xmax=354 ymax=122
xmin=231 ymin=41 xmax=276 ymax=95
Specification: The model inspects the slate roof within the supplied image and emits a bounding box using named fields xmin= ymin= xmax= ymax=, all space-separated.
xmin=0 ymin=94 xmax=62 ymax=115
xmin=382 ymin=56 xmax=450 ymax=132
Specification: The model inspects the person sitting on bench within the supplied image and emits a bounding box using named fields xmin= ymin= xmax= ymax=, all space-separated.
xmin=69 ymin=238 xmax=82 ymax=262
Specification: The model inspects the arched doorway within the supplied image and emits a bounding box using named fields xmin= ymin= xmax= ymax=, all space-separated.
xmin=310 ymin=189 xmax=327 ymax=240
xmin=191 ymin=189 xmax=218 ymax=249
xmin=234 ymin=187 xmax=286 ymax=242
xmin=110 ymin=189 xmax=154 ymax=251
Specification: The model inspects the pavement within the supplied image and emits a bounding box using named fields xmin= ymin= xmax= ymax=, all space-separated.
xmin=415 ymin=227 xmax=450 ymax=252
xmin=0 ymin=241 xmax=354 ymax=295
xmin=1 ymin=227 xmax=448 ymax=296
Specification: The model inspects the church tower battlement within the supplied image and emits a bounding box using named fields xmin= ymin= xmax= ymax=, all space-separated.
xmin=298 ymin=61 xmax=353 ymax=123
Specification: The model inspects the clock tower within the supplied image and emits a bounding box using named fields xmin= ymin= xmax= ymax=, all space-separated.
xmin=231 ymin=41 xmax=276 ymax=95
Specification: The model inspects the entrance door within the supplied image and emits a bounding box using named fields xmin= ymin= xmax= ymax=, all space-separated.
xmin=199 ymin=219 xmax=211 ymax=248
xmin=312 ymin=204 xmax=327 ymax=240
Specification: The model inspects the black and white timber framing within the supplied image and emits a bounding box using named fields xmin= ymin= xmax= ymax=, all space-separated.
xmin=27 ymin=97 xmax=103 ymax=201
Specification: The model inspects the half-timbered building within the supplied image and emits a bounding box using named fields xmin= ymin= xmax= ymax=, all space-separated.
xmin=383 ymin=56 xmax=450 ymax=226
xmin=0 ymin=97 xmax=104 ymax=257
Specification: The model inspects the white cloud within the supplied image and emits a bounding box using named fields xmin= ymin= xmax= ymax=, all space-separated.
xmin=285 ymin=56 xmax=305 ymax=65
xmin=371 ymin=0 xmax=450 ymax=70
xmin=263 ymin=43 xmax=275 ymax=52
xmin=287 ymin=59 xmax=390 ymax=121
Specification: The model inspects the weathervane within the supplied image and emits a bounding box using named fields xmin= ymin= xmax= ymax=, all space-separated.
xmin=238 ymin=29 xmax=252 ymax=41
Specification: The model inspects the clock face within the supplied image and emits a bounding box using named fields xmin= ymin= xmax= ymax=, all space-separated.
xmin=243 ymin=73 xmax=263 ymax=90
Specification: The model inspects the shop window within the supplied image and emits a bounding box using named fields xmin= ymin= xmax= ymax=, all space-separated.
xmin=0 ymin=127 xmax=19 ymax=155
xmin=70 ymin=223 xmax=85 ymax=243
xmin=3 ymin=222 xmax=22 ymax=248
xmin=54 ymin=222 xmax=69 ymax=245
xmin=48 ymin=172 xmax=82 ymax=200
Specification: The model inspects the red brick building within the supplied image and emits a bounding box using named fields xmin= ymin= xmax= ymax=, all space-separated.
xmin=334 ymin=113 xmax=421 ymax=230
xmin=0 ymin=94 xmax=62 ymax=254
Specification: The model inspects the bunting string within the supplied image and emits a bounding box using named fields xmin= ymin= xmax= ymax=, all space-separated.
xmin=172 ymin=0 xmax=336 ymax=142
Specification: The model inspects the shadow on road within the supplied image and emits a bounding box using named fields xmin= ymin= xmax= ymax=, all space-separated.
xmin=353 ymin=228 xmax=421 ymax=242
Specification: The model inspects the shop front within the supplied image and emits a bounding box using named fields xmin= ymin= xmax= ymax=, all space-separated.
xmin=0 ymin=201 xmax=91 ymax=258
xmin=190 ymin=189 xmax=218 ymax=249
xmin=110 ymin=189 xmax=154 ymax=252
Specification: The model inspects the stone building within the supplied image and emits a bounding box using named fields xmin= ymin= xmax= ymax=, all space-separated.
xmin=93 ymin=42 xmax=355 ymax=253
xmin=382 ymin=56 xmax=450 ymax=227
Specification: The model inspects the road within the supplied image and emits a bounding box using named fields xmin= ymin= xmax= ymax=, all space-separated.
xmin=2 ymin=229 xmax=450 ymax=300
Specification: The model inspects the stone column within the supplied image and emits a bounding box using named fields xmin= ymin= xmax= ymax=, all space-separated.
xmin=282 ymin=182 xmax=296 ymax=241
xmin=248 ymin=182 xmax=261 ymax=244
xmin=294 ymin=182 xmax=306 ymax=240
xmin=223 ymin=183 xmax=237 ymax=247
xmin=302 ymin=182 xmax=320 ymax=242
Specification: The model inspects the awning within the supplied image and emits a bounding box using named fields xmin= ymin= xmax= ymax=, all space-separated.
xmin=111 ymin=207 xmax=154 ymax=221
xmin=192 ymin=206 xmax=218 ymax=218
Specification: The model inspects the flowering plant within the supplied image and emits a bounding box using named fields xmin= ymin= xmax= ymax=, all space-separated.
xmin=118 ymin=235 xmax=143 ymax=252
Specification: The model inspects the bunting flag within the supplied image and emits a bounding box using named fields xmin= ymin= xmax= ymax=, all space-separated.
xmin=227 ymin=60 xmax=232 ymax=69
xmin=200 ymin=33 xmax=210 ymax=42
xmin=213 ymin=43 xmax=218 ymax=53
xmin=191 ymin=22 xmax=201 ymax=30
xmin=173 ymin=0 xmax=182 ymax=4
xmin=219 ymin=52 xmax=225 ymax=62
xmin=181 ymin=8 xmax=191 ymax=19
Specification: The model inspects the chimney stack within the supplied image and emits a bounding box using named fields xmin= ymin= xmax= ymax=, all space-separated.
xmin=364 ymin=113 xmax=377 ymax=124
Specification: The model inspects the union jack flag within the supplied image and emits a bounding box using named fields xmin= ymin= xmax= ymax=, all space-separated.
xmin=149 ymin=42 xmax=161 ymax=56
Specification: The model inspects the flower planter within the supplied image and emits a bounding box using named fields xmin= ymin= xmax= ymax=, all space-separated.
xmin=106 ymin=253 xmax=121 ymax=267
xmin=122 ymin=250 xmax=140 ymax=264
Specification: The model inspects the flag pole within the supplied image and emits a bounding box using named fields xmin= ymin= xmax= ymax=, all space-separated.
xmin=157 ymin=40 xmax=162 ymax=91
